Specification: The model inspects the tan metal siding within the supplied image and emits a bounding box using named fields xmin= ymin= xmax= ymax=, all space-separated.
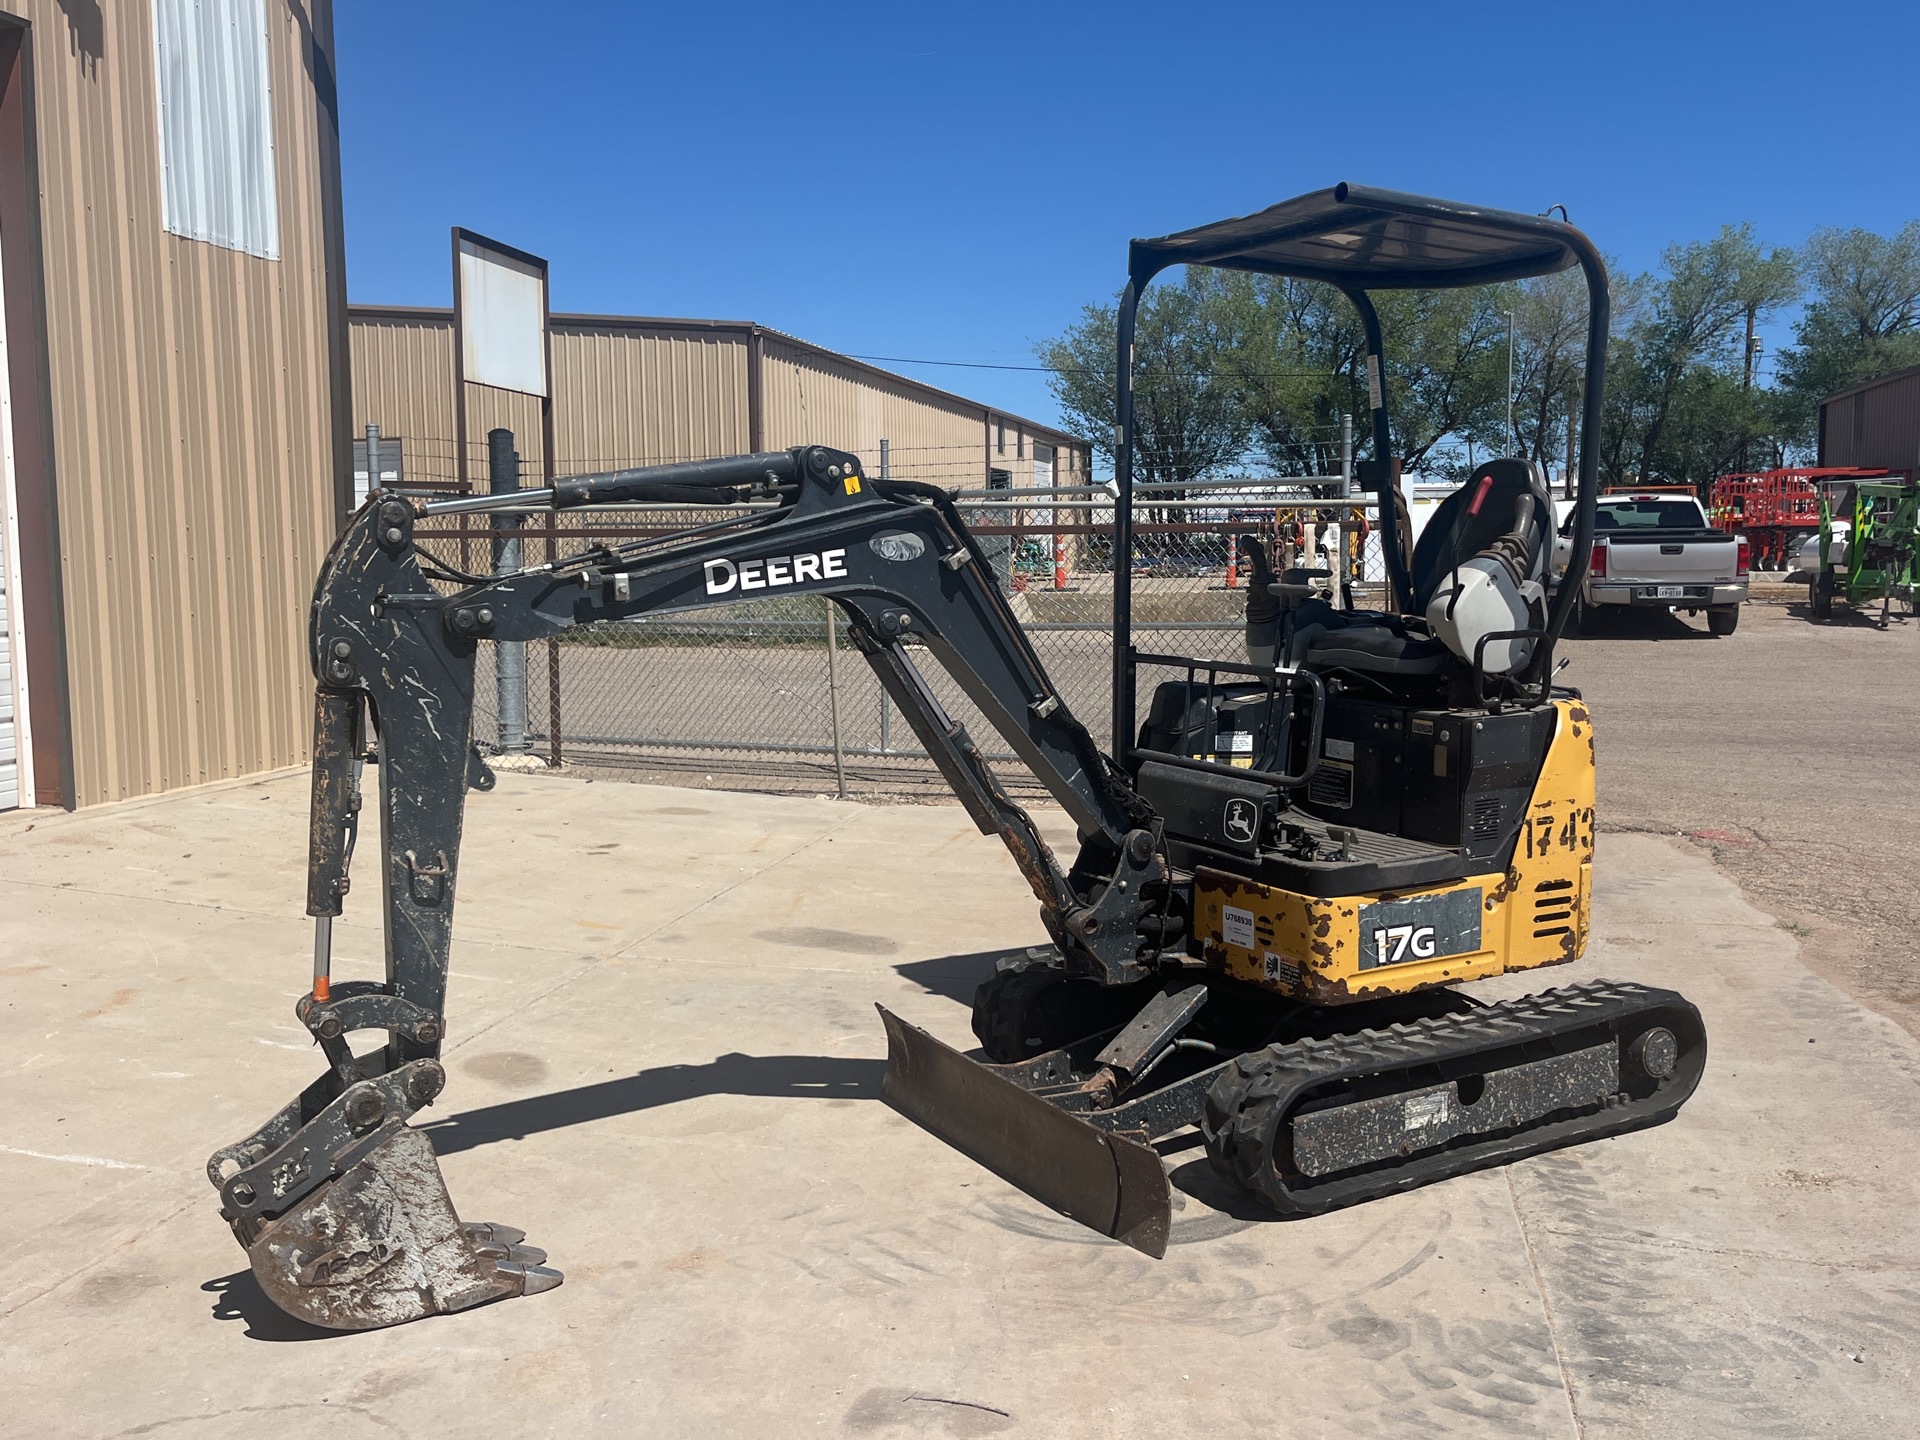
xmin=10 ymin=0 xmax=338 ymax=804
xmin=349 ymin=310 xmax=1090 ymax=495
xmin=353 ymin=315 xmax=753 ymax=481
xmin=761 ymin=337 xmax=985 ymax=485
xmin=349 ymin=314 xmax=457 ymax=480
xmin=551 ymin=325 xmax=750 ymax=469
xmin=464 ymin=386 xmax=545 ymax=483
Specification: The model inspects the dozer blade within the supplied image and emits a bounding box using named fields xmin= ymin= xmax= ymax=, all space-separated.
xmin=877 ymin=1006 xmax=1172 ymax=1257
xmin=230 ymin=1123 xmax=561 ymax=1331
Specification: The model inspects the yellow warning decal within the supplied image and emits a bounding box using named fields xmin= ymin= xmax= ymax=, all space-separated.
xmin=844 ymin=475 xmax=862 ymax=494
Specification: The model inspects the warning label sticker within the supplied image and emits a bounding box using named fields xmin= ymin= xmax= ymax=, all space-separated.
xmin=1262 ymin=952 xmax=1300 ymax=986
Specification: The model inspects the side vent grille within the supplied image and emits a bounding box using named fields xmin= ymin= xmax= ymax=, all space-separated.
xmin=1308 ymin=759 xmax=1354 ymax=810
xmin=1468 ymin=795 xmax=1504 ymax=842
xmin=1532 ymin=877 xmax=1575 ymax=940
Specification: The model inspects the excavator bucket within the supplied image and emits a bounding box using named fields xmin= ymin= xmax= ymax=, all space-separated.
xmin=210 ymin=1069 xmax=562 ymax=1331
xmin=235 ymin=1127 xmax=560 ymax=1331
xmin=877 ymin=1006 xmax=1172 ymax=1257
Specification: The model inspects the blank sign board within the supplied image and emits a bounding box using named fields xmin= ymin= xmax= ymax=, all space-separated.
xmin=456 ymin=233 xmax=548 ymax=397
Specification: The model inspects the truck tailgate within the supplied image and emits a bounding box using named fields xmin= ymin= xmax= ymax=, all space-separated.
xmin=1604 ymin=532 xmax=1738 ymax=583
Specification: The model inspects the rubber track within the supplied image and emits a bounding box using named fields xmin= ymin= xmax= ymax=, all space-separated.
xmin=1201 ymin=978 xmax=1704 ymax=1216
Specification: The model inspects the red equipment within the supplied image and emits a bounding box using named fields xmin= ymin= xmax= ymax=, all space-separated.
xmin=1709 ymin=468 xmax=1889 ymax=571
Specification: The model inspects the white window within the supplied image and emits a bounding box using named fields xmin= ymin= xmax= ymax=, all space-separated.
xmin=152 ymin=0 xmax=280 ymax=259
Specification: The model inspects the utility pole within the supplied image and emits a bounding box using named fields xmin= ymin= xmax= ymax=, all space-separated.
xmin=1504 ymin=308 xmax=1516 ymax=457
xmin=1739 ymin=319 xmax=1764 ymax=473
xmin=1565 ymin=377 xmax=1579 ymax=501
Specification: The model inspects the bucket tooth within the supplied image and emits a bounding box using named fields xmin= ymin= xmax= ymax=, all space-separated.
xmin=239 ymin=1124 xmax=561 ymax=1331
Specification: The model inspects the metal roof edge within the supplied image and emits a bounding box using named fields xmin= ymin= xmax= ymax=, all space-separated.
xmin=346 ymin=304 xmax=1090 ymax=450
xmin=1820 ymin=361 xmax=1920 ymax=407
xmin=753 ymin=324 xmax=1088 ymax=448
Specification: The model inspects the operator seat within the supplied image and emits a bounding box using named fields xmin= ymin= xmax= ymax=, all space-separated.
xmin=1243 ymin=459 xmax=1554 ymax=681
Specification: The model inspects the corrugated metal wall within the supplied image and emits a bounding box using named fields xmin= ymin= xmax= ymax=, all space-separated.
xmin=350 ymin=308 xmax=1088 ymax=494
xmin=348 ymin=311 xmax=456 ymax=471
xmin=1821 ymin=367 xmax=1920 ymax=473
xmin=9 ymin=0 xmax=340 ymax=805
xmin=151 ymin=0 xmax=281 ymax=259
xmin=352 ymin=313 xmax=754 ymax=482
xmin=760 ymin=334 xmax=984 ymax=483
xmin=551 ymin=323 xmax=750 ymax=469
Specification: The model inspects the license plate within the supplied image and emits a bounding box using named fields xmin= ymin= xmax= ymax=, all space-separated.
xmin=1655 ymin=585 xmax=1685 ymax=599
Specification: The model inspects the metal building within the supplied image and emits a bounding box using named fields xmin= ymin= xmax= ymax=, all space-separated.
xmin=0 ymin=1 xmax=348 ymax=810
xmin=1819 ymin=364 xmax=1920 ymax=473
xmin=347 ymin=306 xmax=1090 ymax=497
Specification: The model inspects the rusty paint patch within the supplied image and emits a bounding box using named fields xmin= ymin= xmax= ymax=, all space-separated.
xmin=1486 ymin=867 xmax=1522 ymax=910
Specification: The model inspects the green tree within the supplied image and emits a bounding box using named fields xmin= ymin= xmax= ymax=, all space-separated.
xmin=1775 ymin=222 xmax=1920 ymax=448
xmin=1037 ymin=268 xmax=1250 ymax=491
xmin=1227 ymin=275 xmax=1366 ymax=481
xmin=1599 ymin=225 xmax=1797 ymax=487
xmin=1506 ymin=268 xmax=1592 ymax=486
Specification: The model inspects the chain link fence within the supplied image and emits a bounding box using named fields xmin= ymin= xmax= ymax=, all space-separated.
xmin=375 ymin=427 xmax=1387 ymax=799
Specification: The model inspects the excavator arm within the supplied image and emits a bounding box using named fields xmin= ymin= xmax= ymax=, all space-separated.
xmin=207 ymin=444 xmax=1174 ymax=1329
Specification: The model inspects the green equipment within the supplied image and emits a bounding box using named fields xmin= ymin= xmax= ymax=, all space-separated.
xmin=1810 ymin=477 xmax=1920 ymax=626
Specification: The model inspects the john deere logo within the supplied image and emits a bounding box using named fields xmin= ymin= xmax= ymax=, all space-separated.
xmin=869 ymin=532 xmax=925 ymax=563
xmin=1222 ymin=798 xmax=1258 ymax=844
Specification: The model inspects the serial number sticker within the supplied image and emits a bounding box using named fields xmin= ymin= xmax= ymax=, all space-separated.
xmin=1404 ymin=1091 xmax=1451 ymax=1131
xmin=1263 ymin=952 xmax=1300 ymax=986
xmin=1325 ymin=738 xmax=1356 ymax=761
xmin=1221 ymin=905 xmax=1257 ymax=950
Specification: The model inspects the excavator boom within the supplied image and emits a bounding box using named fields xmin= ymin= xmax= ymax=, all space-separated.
xmin=207 ymin=443 xmax=1179 ymax=1328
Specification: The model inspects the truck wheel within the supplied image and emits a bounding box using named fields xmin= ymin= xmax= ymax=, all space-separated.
xmin=1570 ymin=595 xmax=1595 ymax=636
xmin=1707 ymin=606 xmax=1740 ymax=636
xmin=1811 ymin=570 xmax=1834 ymax=620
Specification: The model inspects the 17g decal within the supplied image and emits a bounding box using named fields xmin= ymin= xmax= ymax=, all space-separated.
xmin=1372 ymin=923 xmax=1438 ymax=966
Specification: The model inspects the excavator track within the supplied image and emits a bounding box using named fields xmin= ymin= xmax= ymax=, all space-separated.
xmin=1202 ymin=979 xmax=1704 ymax=1216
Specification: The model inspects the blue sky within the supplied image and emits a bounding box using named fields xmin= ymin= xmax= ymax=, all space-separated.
xmin=338 ymin=1 xmax=1919 ymax=434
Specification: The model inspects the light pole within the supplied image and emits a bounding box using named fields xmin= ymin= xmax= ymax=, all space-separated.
xmin=1504 ymin=308 xmax=1515 ymax=456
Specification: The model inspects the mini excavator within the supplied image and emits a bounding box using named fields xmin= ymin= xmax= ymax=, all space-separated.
xmin=208 ymin=185 xmax=1705 ymax=1330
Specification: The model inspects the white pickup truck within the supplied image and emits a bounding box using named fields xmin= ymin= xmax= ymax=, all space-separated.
xmin=1553 ymin=492 xmax=1749 ymax=635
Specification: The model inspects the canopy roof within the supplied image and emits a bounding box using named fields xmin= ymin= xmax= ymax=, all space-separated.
xmin=1129 ymin=183 xmax=1587 ymax=291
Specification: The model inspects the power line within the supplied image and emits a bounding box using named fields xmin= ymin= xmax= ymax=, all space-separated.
xmin=845 ymin=352 xmax=1354 ymax=381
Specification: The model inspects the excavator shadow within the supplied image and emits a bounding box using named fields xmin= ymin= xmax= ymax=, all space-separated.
xmin=892 ymin=949 xmax=1030 ymax=1005
xmin=204 ymin=1053 xmax=890 ymax=1340
xmin=418 ymin=1053 xmax=889 ymax=1157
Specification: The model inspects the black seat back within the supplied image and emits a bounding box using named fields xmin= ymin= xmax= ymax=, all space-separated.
xmin=1411 ymin=459 xmax=1553 ymax=611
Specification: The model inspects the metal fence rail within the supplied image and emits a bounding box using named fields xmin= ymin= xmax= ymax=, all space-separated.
xmin=379 ymin=426 xmax=1387 ymax=798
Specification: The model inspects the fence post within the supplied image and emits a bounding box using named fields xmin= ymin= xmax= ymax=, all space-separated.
xmin=363 ymin=423 xmax=381 ymax=511
xmin=824 ymin=597 xmax=848 ymax=799
xmin=876 ymin=436 xmax=894 ymax=753
xmin=1340 ymin=411 xmax=1356 ymax=607
xmin=489 ymin=428 xmax=529 ymax=754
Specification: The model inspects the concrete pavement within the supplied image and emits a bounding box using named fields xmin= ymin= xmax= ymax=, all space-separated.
xmin=2 ymin=770 xmax=1917 ymax=1437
